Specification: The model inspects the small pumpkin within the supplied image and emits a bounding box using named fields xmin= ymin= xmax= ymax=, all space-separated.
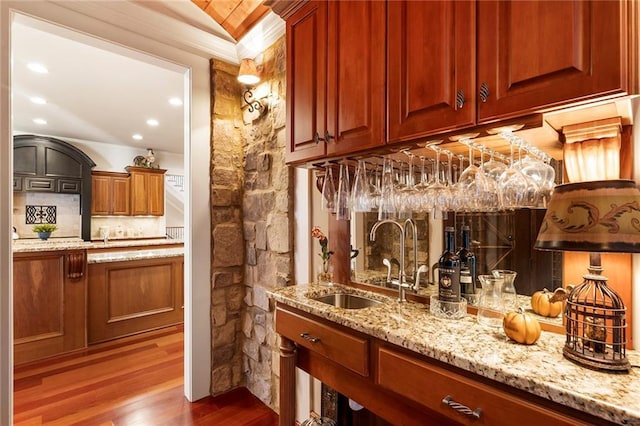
xmin=503 ymin=308 xmax=541 ymax=345
xmin=531 ymin=288 xmax=564 ymax=318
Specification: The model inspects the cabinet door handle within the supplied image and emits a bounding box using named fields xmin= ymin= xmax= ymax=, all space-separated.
xmin=314 ymin=132 xmax=324 ymax=144
xmin=456 ymin=90 xmax=465 ymax=109
xmin=442 ymin=395 xmax=482 ymax=419
xmin=479 ymin=82 xmax=490 ymax=103
xmin=300 ymin=332 xmax=320 ymax=343
xmin=324 ymin=131 xmax=335 ymax=143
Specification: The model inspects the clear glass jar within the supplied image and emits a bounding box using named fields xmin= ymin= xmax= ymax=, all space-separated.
xmin=476 ymin=275 xmax=505 ymax=328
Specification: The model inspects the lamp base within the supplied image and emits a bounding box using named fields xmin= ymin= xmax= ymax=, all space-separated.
xmin=563 ymin=345 xmax=630 ymax=372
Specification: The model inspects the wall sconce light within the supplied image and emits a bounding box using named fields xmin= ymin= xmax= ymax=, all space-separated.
xmin=237 ymin=58 xmax=262 ymax=113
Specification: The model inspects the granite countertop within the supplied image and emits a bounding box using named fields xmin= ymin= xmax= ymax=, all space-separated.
xmin=87 ymin=247 xmax=184 ymax=263
xmin=268 ymin=284 xmax=640 ymax=425
xmin=12 ymin=237 xmax=183 ymax=253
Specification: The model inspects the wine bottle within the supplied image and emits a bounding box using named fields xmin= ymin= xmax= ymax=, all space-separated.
xmin=438 ymin=226 xmax=460 ymax=302
xmin=457 ymin=225 xmax=477 ymax=303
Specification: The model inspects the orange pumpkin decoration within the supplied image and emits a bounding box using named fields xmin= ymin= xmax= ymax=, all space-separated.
xmin=503 ymin=308 xmax=541 ymax=345
xmin=531 ymin=288 xmax=563 ymax=318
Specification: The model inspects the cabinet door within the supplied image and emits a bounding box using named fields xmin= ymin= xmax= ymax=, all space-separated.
xmin=147 ymin=173 xmax=164 ymax=216
xmin=112 ymin=176 xmax=131 ymax=216
xmin=91 ymin=175 xmax=112 ymax=215
xmin=286 ymin=1 xmax=327 ymax=164
xmin=325 ymin=0 xmax=386 ymax=155
xmin=130 ymin=172 xmax=149 ymax=215
xmin=477 ymin=0 xmax=628 ymax=122
xmin=387 ymin=0 xmax=475 ymax=143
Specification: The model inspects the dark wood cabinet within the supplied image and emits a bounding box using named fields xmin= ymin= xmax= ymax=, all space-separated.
xmin=477 ymin=0 xmax=631 ymax=123
xmin=13 ymin=250 xmax=87 ymax=365
xmin=285 ymin=0 xmax=385 ymax=164
xmin=127 ymin=167 xmax=166 ymax=216
xmin=387 ymin=0 xmax=476 ymax=143
xmin=388 ymin=0 xmax=633 ymax=143
xmin=276 ymin=303 xmax=614 ymax=426
xmin=88 ymin=255 xmax=184 ymax=343
xmin=91 ymin=171 xmax=131 ymax=216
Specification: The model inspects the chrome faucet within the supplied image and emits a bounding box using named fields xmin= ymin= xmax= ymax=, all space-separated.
xmin=370 ymin=219 xmax=409 ymax=302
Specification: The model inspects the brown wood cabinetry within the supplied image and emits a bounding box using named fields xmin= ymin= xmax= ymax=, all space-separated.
xmin=91 ymin=171 xmax=131 ymax=215
xmin=276 ymin=303 xmax=615 ymax=426
xmin=126 ymin=166 xmax=166 ymax=216
xmin=280 ymin=0 xmax=635 ymax=159
xmin=13 ymin=250 xmax=87 ymax=365
xmin=285 ymin=0 xmax=385 ymax=164
xmin=388 ymin=0 xmax=633 ymax=143
xmin=88 ymin=255 xmax=183 ymax=343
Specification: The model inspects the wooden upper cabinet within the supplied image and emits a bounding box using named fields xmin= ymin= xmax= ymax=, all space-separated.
xmin=127 ymin=167 xmax=166 ymax=216
xmin=477 ymin=0 xmax=630 ymax=122
xmin=387 ymin=0 xmax=476 ymax=144
xmin=325 ymin=0 xmax=386 ymax=156
xmin=286 ymin=0 xmax=385 ymax=163
xmin=286 ymin=1 xmax=327 ymax=164
xmin=91 ymin=171 xmax=130 ymax=216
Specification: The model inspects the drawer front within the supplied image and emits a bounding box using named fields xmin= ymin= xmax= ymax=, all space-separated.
xmin=377 ymin=346 xmax=589 ymax=426
xmin=24 ymin=177 xmax=55 ymax=192
xmin=58 ymin=178 xmax=81 ymax=193
xmin=13 ymin=177 xmax=22 ymax=191
xmin=276 ymin=307 xmax=369 ymax=376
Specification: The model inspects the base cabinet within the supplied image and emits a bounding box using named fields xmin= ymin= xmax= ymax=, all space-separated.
xmin=88 ymin=256 xmax=183 ymax=343
xmin=13 ymin=250 xmax=87 ymax=365
xmin=275 ymin=304 xmax=615 ymax=426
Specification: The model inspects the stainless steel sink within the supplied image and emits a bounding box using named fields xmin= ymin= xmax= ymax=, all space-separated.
xmin=311 ymin=293 xmax=381 ymax=309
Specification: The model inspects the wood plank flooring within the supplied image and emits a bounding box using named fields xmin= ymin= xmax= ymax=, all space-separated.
xmin=13 ymin=325 xmax=279 ymax=425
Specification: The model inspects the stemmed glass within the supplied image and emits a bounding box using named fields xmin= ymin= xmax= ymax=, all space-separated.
xmin=351 ymin=160 xmax=371 ymax=212
xmin=335 ymin=161 xmax=351 ymax=220
xmin=320 ymin=163 xmax=336 ymax=212
xmin=497 ymin=132 xmax=539 ymax=209
xmin=378 ymin=156 xmax=397 ymax=220
xmin=414 ymin=155 xmax=432 ymax=213
xmin=456 ymin=140 xmax=490 ymax=212
xmin=426 ymin=145 xmax=448 ymax=217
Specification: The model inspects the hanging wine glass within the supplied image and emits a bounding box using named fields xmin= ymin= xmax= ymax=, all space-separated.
xmin=497 ymin=132 xmax=538 ymax=209
xmin=351 ymin=160 xmax=370 ymax=212
xmin=427 ymin=145 xmax=448 ymax=217
xmin=320 ymin=163 xmax=336 ymax=212
xmin=414 ymin=155 xmax=432 ymax=213
xmin=456 ymin=140 xmax=490 ymax=212
xmin=368 ymin=162 xmax=382 ymax=211
xmin=378 ymin=156 xmax=397 ymax=220
xmin=335 ymin=161 xmax=351 ymax=220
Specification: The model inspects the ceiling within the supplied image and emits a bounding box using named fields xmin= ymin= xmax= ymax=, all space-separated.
xmin=11 ymin=0 xmax=269 ymax=155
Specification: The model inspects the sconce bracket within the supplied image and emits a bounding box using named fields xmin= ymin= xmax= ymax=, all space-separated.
xmin=243 ymin=88 xmax=263 ymax=113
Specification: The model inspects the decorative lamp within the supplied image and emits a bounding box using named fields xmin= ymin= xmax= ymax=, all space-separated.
xmin=534 ymin=179 xmax=640 ymax=371
xmin=237 ymin=58 xmax=262 ymax=113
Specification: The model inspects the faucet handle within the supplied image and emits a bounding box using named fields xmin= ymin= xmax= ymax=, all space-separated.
xmin=414 ymin=265 xmax=429 ymax=291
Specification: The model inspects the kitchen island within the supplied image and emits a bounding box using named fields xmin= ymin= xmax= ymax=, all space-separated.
xmin=269 ymin=284 xmax=640 ymax=426
xmin=12 ymin=238 xmax=184 ymax=364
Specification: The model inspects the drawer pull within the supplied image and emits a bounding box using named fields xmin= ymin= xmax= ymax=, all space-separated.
xmin=300 ymin=332 xmax=321 ymax=343
xmin=442 ymin=395 xmax=482 ymax=420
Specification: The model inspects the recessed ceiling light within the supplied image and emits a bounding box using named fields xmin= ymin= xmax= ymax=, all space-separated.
xmin=27 ymin=63 xmax=48 ymax=74
xmin=30 ymin=97 xmax=47 ymax=105
xmin=132 ymin=134 xmax=143 ymax=141
xmin=33 ymin=118 xmax=47 ymax=125
xmin=146 ymin=119 xmax=159 ymax=127
xmin=168 ymin=97 xmax=183 ymax=106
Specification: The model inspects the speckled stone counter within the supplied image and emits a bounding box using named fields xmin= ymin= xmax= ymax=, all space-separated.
xmin=12 ymin=237 xmax=183 ymax=253
xmin=87 ymin=247 xmax=184 ymax=263
xmin=268 ymin=284 xmax=640 ymax=425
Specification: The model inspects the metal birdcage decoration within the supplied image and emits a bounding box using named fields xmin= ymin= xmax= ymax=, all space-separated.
xmin=563 ymin=270 xmax=629 ymax=371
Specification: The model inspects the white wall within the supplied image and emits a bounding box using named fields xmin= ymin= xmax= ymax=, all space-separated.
xmin=1 ymin=2 xmax=214 ymax=423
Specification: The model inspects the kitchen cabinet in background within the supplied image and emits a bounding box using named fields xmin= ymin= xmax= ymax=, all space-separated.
xmin=127 ymin=166 xmax=166 ymax=216
xmin=13 ymin=250 xmax=87 ymax=365
xmin=285 ymin=0 xmax=386 ymax=163
xmin=91 ymin=171 xmax=131 ymax=216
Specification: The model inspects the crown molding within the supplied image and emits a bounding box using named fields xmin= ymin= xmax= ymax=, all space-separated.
xmin=236 ymin=11 xmax=285 ymax=61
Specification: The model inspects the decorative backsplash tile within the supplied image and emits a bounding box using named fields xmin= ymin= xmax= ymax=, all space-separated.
xmin=25 ymin=205 xmax=57 ymax=225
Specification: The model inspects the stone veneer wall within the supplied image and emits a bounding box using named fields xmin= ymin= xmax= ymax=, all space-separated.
xmin=210 ymin=60 xmax=246 ymax=395
xmin=209 ymin=36 xmax=290 ymax=411
xmin=241 ymin=36 xmax=290 ymax=410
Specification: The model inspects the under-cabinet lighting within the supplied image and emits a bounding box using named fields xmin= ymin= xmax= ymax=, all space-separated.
xmin=32 ymin=118 xmax=47 ymax=125
xmin=132 ymin=134 xmax=143 ymax=141
xmin=30 ymin=97 xmax=46 ymax=105
xmin=168 ymin=97 xmax=182 ymax=106
xmin=146 ymin=119 xmax=159 ymax=127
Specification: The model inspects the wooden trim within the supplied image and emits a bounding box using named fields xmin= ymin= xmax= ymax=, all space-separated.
xmin=279 ymin=335 xmax=297 ymax=426
xmin=265 ymin=0 xmax=308 ymax=20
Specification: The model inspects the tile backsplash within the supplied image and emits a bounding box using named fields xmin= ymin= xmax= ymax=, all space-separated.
xmin=13 ymin=192 xmax=80 ymax=238
xmin=13 ymin=192 xmax=167 ymax=240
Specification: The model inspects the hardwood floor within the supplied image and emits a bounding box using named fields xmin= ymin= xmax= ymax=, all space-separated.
xmin=13 ymin=325 xmax=279 ymax=425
